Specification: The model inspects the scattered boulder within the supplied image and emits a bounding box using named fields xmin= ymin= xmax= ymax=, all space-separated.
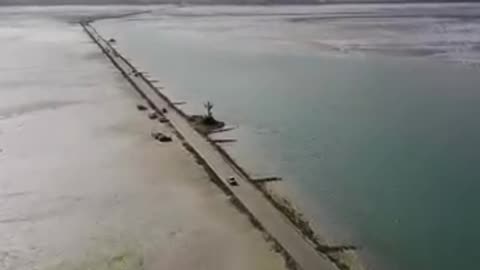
xmin=137 ymin=104 xmax=148 ymax=111
xmin=161 ymin=108 xmax=167 ymax=114
xmin=151 ymin=132 xmax=172 ymax=142
xmin=109 ymin=38 xmax=116 ymax=43
xmin=159 ymin=135 xmax=172 ymax=142
xmin=148 ymin=112 xmax=158 ymax=120
xmin=158 ymin=117 xmax=169 ymax=123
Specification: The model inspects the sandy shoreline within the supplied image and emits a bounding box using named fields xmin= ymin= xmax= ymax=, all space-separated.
xmin=0 ymin=16 xmax=287 ymax=270
xmin=7 ymin=5 xmax=480 ymax=270
xmin=0 ymin=7 xmax=363 ymax=270
xmin=80 ymin=17 xmax=369 ymax=270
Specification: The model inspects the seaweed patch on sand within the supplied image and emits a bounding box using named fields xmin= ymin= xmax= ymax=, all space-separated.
xmin=45 ymin=245 xmax=144 ymax=270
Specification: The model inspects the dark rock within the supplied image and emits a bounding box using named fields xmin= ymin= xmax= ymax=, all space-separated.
xmin=158 ymin=117 xmax=169 ymax=123
xmin=151 ymin=132 xmax=172 ymax=142
xmin=159 ymin=135 xmax=172 ymax=142
xmin=137 ymin=104 xmax=147 ymax=111
xmin=148 ymin=112 xmax=158 ymax=120
xmin=161 ymin=108 xmax=167 ymax=114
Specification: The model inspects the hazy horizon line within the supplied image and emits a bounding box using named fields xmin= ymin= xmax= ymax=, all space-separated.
xmin=1 ymin=0 xmax=479 ymax=6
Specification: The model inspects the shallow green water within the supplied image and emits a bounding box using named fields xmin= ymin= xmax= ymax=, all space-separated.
xmin=98 ymin=15 xmax=480 ymax=270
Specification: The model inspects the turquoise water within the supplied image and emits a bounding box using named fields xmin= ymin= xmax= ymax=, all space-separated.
xmin=97 ymin=8 xmax=480 ymax=270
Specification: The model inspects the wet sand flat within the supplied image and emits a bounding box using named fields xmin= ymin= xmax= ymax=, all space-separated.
xmin=0 ymin=12 xmax=286 ymax=270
